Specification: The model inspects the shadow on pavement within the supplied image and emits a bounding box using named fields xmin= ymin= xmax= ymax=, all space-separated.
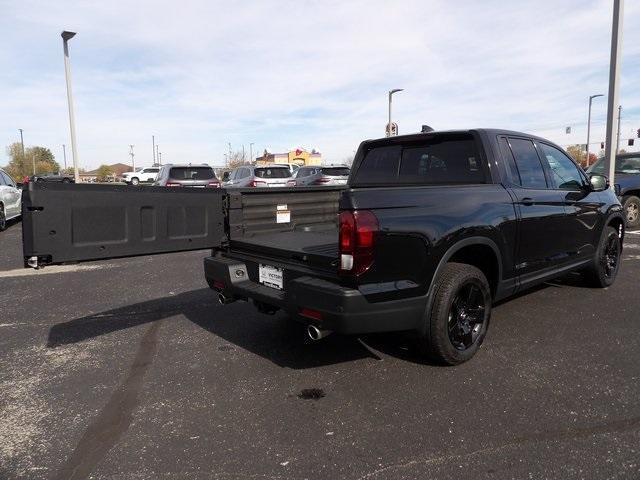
xmin=47 ymin=287 xmax=383 ymax=369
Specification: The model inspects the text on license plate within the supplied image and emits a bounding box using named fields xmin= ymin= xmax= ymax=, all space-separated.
xmin=259 ymin=264 xmax=283 ymax=290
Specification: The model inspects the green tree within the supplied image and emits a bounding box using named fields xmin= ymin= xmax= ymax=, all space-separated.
xmin=95 ymin=164 xmax=114 ymax=182
xmin=4 ymin=143 xmax=60 ymax=179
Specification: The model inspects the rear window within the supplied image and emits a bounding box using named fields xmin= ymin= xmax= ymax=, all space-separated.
xmin=321 ymin=167 xmax=350 ymax=176
xmin=254 ymin=168 xmax=290 ymax=178
xmin=169 ymin=167 xmax=215 ymax=180
xmin=353 ymin=135 xmax=484 ymax=185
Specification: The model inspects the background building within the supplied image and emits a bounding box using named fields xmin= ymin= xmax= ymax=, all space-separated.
xmin=256 ymin=148 xmax=321 ymax=166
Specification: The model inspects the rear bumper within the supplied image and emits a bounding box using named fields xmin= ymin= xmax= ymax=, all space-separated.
xmin=204 ymin=254 xmax=426 ymax=334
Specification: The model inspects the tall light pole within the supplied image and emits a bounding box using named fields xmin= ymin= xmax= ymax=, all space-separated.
xmin=62 ymin=144 xmax=67 ymax=170
xmin=616 ymin=105 xmax=622 ymax=154
xmin=152 ymin=135 xmax=156 ymax=165
xmin=62 ymin=31 xmax=80 ymax=183
xmin=155 ymin=145 xmax=160 ymax=165
xmin=604 ymin=0 xmax=624 ymax=187
xmin=18 ymin=129 xmax=25 ymax=158
xmin=250 ymin=143 xmax=254 ymax=163
xmin=387 ymin=89 xmax=403 ymax=137
xmin=129 ymin=144 xmax=135 ymax=171
xmin=586 ymin=94 xmax=604 ymax=167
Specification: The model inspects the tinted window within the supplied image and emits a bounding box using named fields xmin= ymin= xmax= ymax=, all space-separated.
xmin=508 ymin=138 xmax=547 ymax=188
xmin=498 ymin=137 xmax=522 ymax=185
xmin=169 ymin=167 xmax=215 ymax=180
xmin=592 ymin=155 xmax=640 ymax=174
xmin=540 ymin=143 xmax=585 ymax=190
xmin=254 ymin=167 xmax=290 ymax=178
xmin=321 ymin=167 xmax=350 ymax=176
xmin=149 ymin=168 xmax=159 ymax=173
xmin=353 ymin=146 xmax=402 ymax=184
xmin=0 ymin=172 xmax=6 ymax=186
xmin=354 ymin=137 xmax=483 ymax=185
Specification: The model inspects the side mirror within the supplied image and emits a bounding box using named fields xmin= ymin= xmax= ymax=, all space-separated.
xmin=589 ymin=174 xmax=609 ymax=192
xmin=15 ymin=182 xmax=23 ymax=188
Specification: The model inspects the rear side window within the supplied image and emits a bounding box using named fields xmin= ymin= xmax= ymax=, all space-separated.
xmin=254 ymin=168 xmax=290 ymax=178
xmin=353 ymin=135 xmax=484 ymax=185
xmin=321 ymin=167 xmax=350 ymax=176
xmin=169 ymin=167 xmax=215 ymax=180
xmin=0 ymin=172 xmax=7 ymax=186
xmin=508 ymin=138 xmax=547 ymax=189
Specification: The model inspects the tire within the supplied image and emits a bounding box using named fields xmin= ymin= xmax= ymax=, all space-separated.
xmin=0 ymin=206 xmax=6 ymax=232
xmin=622 ymin=195 xmax=640 ymax=229
xmin=62 ymin=178 xmax=71 ymax=183
xmin=130 ymin=177 xmax=140 ymax=186
xmin=417 ymin=262 xmax=492 ymax=365
xmin=583 ymin=226 xmax=621 ymax=288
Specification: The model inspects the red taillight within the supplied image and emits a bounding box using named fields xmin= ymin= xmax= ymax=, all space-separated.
xmin=207 ymin=181 xmax=221 ymax=188
xmin=250 ymin=180 xmax=267 ymax=187
xmin=212 ymin=279 xmax=225 ymax=290
xmin=166 ymin=182 xmax=182 ymax=187
xmin=339 ymin=210 xmax=378 ymax=276
xmin=313 ymin=177 xmax=331 ymax=185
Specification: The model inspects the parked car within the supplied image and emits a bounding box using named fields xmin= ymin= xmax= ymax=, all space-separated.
xmin=21 ymin=129 xmax=625 ymax=365
xmin=32 ymin=172 xmax=74 ymax=183
xmin=154 ymin=164 xmax=220 ymax=188
xmin=289 ymin=165 xmax=350 ymax=186
xmin=223 ymin=165 xmax=291 ymax=188
xmin=122 ymin=166 xmax=160 ymax=185
xmin=271 ymin=163 xmax=300 ymax=176
xmin=587 ymin=152 xmax=640 ymax=228
xmin=0 ymin=168 xmax=22 ymax=231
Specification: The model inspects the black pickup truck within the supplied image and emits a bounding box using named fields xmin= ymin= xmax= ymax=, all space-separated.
xmin=21 ymin=129 xmax=625 ymax=365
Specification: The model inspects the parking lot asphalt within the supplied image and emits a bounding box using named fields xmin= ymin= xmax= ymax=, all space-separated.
xmin=1 ymin=220 xmax=639 ymax=479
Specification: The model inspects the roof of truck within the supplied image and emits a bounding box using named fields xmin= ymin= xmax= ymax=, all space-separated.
xmin=364 ymin=128 xmax=552 ymax=144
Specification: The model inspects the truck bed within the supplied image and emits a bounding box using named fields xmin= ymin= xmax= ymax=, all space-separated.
xmin=226 ymin=187 xmax=342 ymax=268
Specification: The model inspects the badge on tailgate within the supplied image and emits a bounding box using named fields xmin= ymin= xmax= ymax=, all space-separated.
xmin=259 ymin=264 xmax=284 ymax=290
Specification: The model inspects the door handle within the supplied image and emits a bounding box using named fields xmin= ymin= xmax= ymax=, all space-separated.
xmin=521 ymin=197 xmax=534 ymax=206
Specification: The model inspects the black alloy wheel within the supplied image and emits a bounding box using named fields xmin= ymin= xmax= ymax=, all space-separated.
xmin=601 ymin=231 xmax=621 ymax=280
xmin=448 ymin=281 xmax=487 ymax=351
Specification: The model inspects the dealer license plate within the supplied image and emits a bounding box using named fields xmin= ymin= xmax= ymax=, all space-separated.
xmin=259 ymin=264 xmax=283 ymax=290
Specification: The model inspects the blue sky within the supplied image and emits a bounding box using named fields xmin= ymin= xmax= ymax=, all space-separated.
xmin=1 ymin=0 xmax=639 ymax=170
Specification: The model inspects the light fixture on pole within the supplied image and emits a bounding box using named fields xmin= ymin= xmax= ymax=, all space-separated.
xmin=61 ymin=30 xmax=80 ymax=183
xmin=387 ymin=89 xmax=403 ymax=137
xmin=586 ymin=94 xmax=604 ymax=167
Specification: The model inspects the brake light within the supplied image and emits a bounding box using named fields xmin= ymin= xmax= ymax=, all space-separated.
xmin=313 ymin=177 xmax=331 ymax=185
xmin=300 ymin=308 xmax=323 ymax=321
xmin=166 ymin=182 xmax=182 ymax=187
xmin=207 ymin=181 xmax=221 ymax=188
xmin=250 ymin=180 xmax=267 ymax=187
xmin=339 ymin=210 xmax=378 ymax=276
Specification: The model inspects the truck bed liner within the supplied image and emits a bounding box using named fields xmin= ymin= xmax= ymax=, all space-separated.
xmin=231 ymin=230 xmax=338 ymax=264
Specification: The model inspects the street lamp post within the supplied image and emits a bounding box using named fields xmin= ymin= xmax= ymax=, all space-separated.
xmin=586 ymin=94 xmax=604 ymax=167
xmin=62 ymin=31 xmax=80 ymax=183
xmin=62 ymin=144 xmax=67 ymax=170
xmin=387 ymin=89 xmax=403 ymax=137
xmin=250 ymin=143 xmax=254 ymax=163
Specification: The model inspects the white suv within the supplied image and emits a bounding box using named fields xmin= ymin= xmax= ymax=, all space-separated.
xmin=0 ymin=169 xmax=22 ymax=231
xmin=122 ymin=166 xmax=160 ymax=185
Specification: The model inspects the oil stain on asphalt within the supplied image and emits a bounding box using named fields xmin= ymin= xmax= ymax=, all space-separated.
xmin=297 ymin=388 xmax=325 ymax=400
xmin=53 ymin=321 xmax=162 ymax=480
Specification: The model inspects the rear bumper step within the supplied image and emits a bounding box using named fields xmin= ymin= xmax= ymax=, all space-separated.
xmin=203 ymin=254 xmax=425 ymax=334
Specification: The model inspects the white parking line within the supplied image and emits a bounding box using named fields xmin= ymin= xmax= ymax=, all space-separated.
xmin=0 ymin=264 xmax=112 ymax=278
xmin=626 ymin=230 xmax=640 ymax=235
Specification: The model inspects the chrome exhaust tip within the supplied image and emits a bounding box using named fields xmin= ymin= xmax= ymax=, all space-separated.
xmin=307 ymin=325 xmax=332 ymax=341
xmin=218 ymin=292 xmax=235 ymax=305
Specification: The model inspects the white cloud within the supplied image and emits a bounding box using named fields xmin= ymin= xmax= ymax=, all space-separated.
xmin=1 ymin=0 xmax=639 ymax=169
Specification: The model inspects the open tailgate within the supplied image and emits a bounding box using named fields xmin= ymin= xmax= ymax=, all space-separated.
xmin=22 ymin=183 xmax=225 ymax=267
